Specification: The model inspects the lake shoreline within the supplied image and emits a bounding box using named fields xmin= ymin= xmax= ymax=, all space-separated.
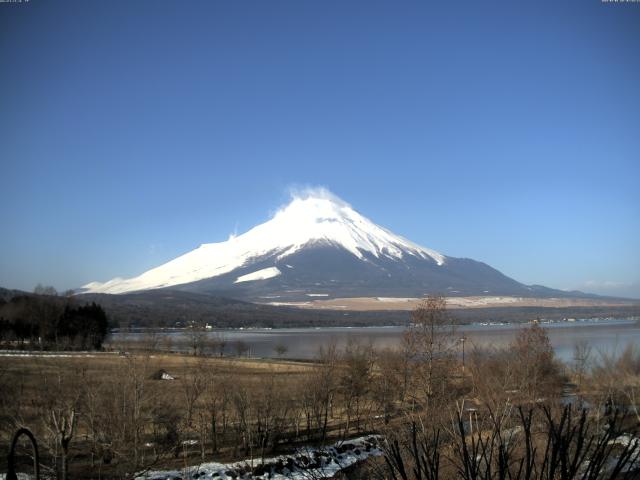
xmin=109 ymin=317 xmax=640 ymax=363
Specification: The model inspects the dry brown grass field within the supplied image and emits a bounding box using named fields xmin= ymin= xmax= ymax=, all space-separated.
xmin=0 ymin=349 xmax=383 ymax=478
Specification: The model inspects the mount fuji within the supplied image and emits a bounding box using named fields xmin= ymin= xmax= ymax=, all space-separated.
xmin=80 ymin=191 xmax=574 ymax=302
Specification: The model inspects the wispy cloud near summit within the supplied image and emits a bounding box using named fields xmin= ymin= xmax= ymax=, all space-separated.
xmin=286 ymin=185 xmax=352 ymax=208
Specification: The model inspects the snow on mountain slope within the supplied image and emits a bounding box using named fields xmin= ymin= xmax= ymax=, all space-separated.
xmin=234 ymin=267 xmax=282 ymax=284
xmin=81 ymin=192 xmax=446 ymax=294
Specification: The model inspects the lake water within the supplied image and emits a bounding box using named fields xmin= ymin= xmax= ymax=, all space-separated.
xmin=113 ymin=318 xmax=640 ymax=364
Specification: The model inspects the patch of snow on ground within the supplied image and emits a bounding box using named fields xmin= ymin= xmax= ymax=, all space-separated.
xmin=447 ymin=296 xmax=523 ymax=307
xmin=234 ymin=267 xmax=282 ymax=284
xmin=267 ymin=301 xmax=312 ymax=307
xmin=375 ymin=297 xmax=414 ymax=302
xmin=0 ymin=351 xmax=98 ymax=358
xmin=135 ymin=435 xmax=382 ymax=480
xmin=610 ymin=433 xmax=640 ymax=448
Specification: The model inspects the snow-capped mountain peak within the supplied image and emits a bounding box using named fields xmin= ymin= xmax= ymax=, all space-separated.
xmin=267 ymin=195 xmax=444 ymax=263
xmin=81 ymin=192 xmax=445 ymax=294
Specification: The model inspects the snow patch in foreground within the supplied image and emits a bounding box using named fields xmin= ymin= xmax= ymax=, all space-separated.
xmin=234 ymin=267 xmax=282 ymax=284
xmin=136 ymin=435 xmax=381 ymax=480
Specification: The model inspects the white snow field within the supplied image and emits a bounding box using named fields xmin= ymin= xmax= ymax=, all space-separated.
xmin=135 ymin=435 xmax=382 ymax=480
xmin=82 ymin=192 xmax=445 ymax=294
xmin=234 ymin=267 xmax=282 ymax=284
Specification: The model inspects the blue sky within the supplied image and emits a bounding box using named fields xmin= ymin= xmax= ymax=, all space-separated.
xmin=1 ymin=1 xmax=639 ymax=298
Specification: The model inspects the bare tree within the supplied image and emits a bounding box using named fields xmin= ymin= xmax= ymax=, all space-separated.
xmin=186 ymin=326 xmax=208 ymax=356
xmin=404 ymin=295 xmax=457 ymax=410
xmin=510 ymin=323 xmax=560 ymax=400
xmin=34 ymin=284 xmax=58 ymax=296
xmin=572 ymin=339 xmax=592 ymax=388
xmin=214 ymin=333 xmax=228 ymax=357
xmin=50 ymin=407 xmax=76 ymax=480
xmin=384 ymin=405 xmax=640 ymax=480
xmin=142 ymin=330 xmax=161 ymax=352
xmin=339 ymin=340 xmax=373 ymax=436
xmin=308 ymin=343 xmax=339 ymax=442
xmin=160 ymin=333 xmax=173 ymax=353
xmin=120 ymin=353 xmax=154 ymax=468
xmin=274 ymin=343 xmax=288 ymax=358
xmin=179 ymin=358 xmax=206 ymax=428
xmin=468 ymin=345 xmax=519 ymax=410
xmin=201 ymin=366 xmax=231 ymax=455
xmin=234 ymin=340 xmax=250 ymax=357
xmin=371 ymin=348 xmax=404 ymax=425
xmin=39 ymin=364 xmax=81 ymax=480
xmin=591 ymin=344 xmax=640 ymax=423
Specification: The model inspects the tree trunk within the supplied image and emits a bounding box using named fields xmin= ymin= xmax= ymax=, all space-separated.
xmin=60 ymin=439 xmax=70 ymax=480
xmin=211 ymin=415 xmax=217 ymax=454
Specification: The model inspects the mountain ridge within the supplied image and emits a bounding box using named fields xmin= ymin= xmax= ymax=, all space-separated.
xmin=79 ymin=191 xmax=608 ymax=302
xmin=81 ymin=192 xmax=446 ymax=295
